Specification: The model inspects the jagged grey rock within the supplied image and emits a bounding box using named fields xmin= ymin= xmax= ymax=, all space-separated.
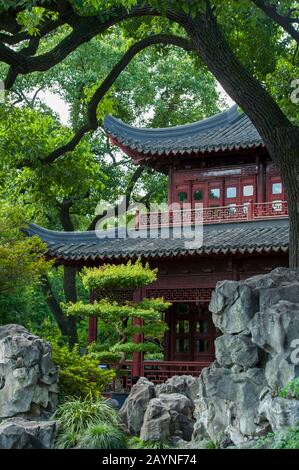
xmin=209 ymin=281 xmax=258 ymax=334
xmin=140 ymin=398 xmax=170 ymax=442
xmin=0 ymin=417 xmax=57 ymax=449
xmin=230 ymin=335 xmax=259 ymax=369
xmin=0 ymin=324 xmax=59 ymax=420
xmin=215 ymin=334 xmax=259 ymax=369
xmin=158 ymin=393 xmax=195 ymax=441
xmin=119 ymin=377 xmax=155 ymax=435
xmin=258 ymin=392 xmax=299 ymax=432
xmin=156 ymin=375 xmax=199 ymax=400
xmin=249 ymin=301 xmax=299 ymax=356
xmin=121 ymin=380 xmax=196 ymax=441
xmin=192 ymin=268 xmax=299 ymax=448
xmin=158 ymin=393 xmax=194 ymax=418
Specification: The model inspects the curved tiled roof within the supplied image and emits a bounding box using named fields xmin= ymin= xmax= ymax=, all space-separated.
xmin=25 ymin=219 xmax=288 ymax=263
xmin=103 ymin=106 xmax=264 ymax=157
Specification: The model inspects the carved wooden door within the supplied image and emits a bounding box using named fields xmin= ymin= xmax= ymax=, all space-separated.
xmin=170 ymin=302 xmax=217 ymax=362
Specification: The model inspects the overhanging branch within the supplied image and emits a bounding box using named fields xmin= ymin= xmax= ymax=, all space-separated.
xmin=251 ymin=0 xmax=299 ymax=44
xmin=0 ymin=4 xmax=158 ymax=74
xmin=88 ymin=165 xmax=145 ymax=231
xmin=42 ymin=33 xmax=194 ymax=165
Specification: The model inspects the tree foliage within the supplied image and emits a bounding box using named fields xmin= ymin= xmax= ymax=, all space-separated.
xmin=0 ymin=201 xmax=50 ymax=296
xmin=65 ymin=260 xmax=170 ymax=368
xmin=0 ymin=0 xmax=298 ymax=342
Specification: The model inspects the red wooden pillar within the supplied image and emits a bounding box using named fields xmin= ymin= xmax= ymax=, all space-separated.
xmin=132 ymin=288 xmax=144 ymax=378
xmin=88 ymin=317 xmax=97 ymax=343
xmin=168 ymin=168 xmax=173 ymax=206
xmin=248 ymin=199 xmax=254 ymax=220
xmin=257 ymin=157 xmax=266 ymax=204
xmin=88 ymin=290 xmax=97 ymax=343
xmin=135 ymin=207 xmax=140 ymax=231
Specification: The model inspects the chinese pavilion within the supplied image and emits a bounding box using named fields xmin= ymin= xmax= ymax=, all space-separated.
xmin=26 ymin=106 xmax=289 ymax=386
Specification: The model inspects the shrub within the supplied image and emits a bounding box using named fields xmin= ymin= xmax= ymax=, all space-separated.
xmin=78 ymin=423 xmax=127 ymax=449
xmin=50 ymin=340 xmax=115 ymax=398
xmin=255 ymin=425 xmax=299 ymax=449
xmin=279 ymin=377 xmax=299 ymax=399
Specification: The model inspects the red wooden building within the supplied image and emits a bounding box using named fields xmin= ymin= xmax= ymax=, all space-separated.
xmin=27 ymin=106 xmax=289 ymax=385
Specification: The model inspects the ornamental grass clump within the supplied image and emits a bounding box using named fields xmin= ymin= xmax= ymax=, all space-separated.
xmin=55 ymin=394 xmax=125 ymax=449
xmin=64 ymin=260 xmax=171 ymax=372
xmin=77 ymin=423 xmax=127 ymax=449
xmin=55 ymin=394 xmax=119 ymax=435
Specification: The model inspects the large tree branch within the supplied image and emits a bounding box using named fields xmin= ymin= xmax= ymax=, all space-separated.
xmin=0 ymin=18 xmax=63 ymax=45
xmin=5 ymin=36 xmax=40 ymax=90
xmin=87 ymin=165 xmax=145 ymax=231
xmin=180 ymin=5 xmax=293 ymax=141
xmin=0 ymin=9 xmax=23 ymax=35
xmin=58 ymin=198 xmax=75 ymax=232
xmin=0 ymin=4 xmax=158 ymax=74
xmin=251 ymin=0 xmax=299 ymax=44
xmin=42 ymin=33 xmax=194 ymax=165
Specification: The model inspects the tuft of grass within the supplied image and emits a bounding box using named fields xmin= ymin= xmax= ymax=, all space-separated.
xmin=55 ymin=430 xmax=78 ymax=449
xmin=78 ymin=423 xmax=127 ymax=449
xmin=279 ymin=377 xmax=299 ymax=399
xmin=54 ymin=394 xmax=119 ymax=435
xmin=128 ymin=436 xmax=173 ymax=449
xmin=205 ymin=440 xmax=217 ymax=449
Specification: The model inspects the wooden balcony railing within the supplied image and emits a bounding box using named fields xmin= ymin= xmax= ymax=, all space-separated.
xmin=143 ymin=360 xmax=211 ymax=384
xmin=114 ymin=360 xmax=211 ymax=391
xmin=136 ymin=201 xmax=288 ymax=229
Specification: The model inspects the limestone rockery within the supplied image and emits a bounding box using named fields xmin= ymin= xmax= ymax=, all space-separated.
xmin=0 ymin=324 xmax=59 ymax=448
xmin=120 ymin=268 xmax=299 ymax=448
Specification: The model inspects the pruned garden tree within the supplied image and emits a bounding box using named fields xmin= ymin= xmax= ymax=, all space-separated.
xmin=0 ymin=0 xmax=297 ymax=266
xmin=65 ymin=260 xmax=170 ymax=385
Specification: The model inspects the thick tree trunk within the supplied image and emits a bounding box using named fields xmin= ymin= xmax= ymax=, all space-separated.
xmin=40 ymin=202 xmax=79 ymax=345
xmin=41 ymin=274 xmax=78 ymax=346
xmin=267 ymin=128 xmax=299 ymax=268
xmin=63 ymin=265 xmax=79 ymax=345
xmin=180 ymin=9 xmax=299 ymax=266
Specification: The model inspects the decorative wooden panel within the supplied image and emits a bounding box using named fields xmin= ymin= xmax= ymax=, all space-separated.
xmin=146 ymin=287 xmax=214 ymax=302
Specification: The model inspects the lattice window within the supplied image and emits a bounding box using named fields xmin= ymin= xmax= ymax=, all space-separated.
xmin=146 ymin=288 xmax=214 ymax=302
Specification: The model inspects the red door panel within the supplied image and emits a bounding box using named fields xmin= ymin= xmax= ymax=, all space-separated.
xmin=170 ymin=303 xmax=217 ymax=362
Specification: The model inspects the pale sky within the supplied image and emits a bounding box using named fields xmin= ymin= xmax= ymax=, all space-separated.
xmin=40 ymin=82 xmax=235 ymax=126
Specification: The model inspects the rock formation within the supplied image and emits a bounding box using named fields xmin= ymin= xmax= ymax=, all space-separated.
xmin=120 ymin=375 xmax=198 ymax=442
xmin=0 ymin=324 xmax=59 ymax=449
xmin=0 ymin=417 xmax=57 ymax=449
xmin=121 ymin=268 xmax=299 ymax=448
xmin=192 ymin=267 xmax=299 ymax=448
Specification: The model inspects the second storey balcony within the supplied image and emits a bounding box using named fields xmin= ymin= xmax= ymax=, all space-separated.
xmin=135 ymin=200 xmax=289 ymax=230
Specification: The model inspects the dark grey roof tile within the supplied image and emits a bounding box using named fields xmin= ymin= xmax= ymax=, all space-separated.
xmin=24 ymin=219 xmax=288 ymax=262
xmin=103 ymin=106 xmax=264 ymax=157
